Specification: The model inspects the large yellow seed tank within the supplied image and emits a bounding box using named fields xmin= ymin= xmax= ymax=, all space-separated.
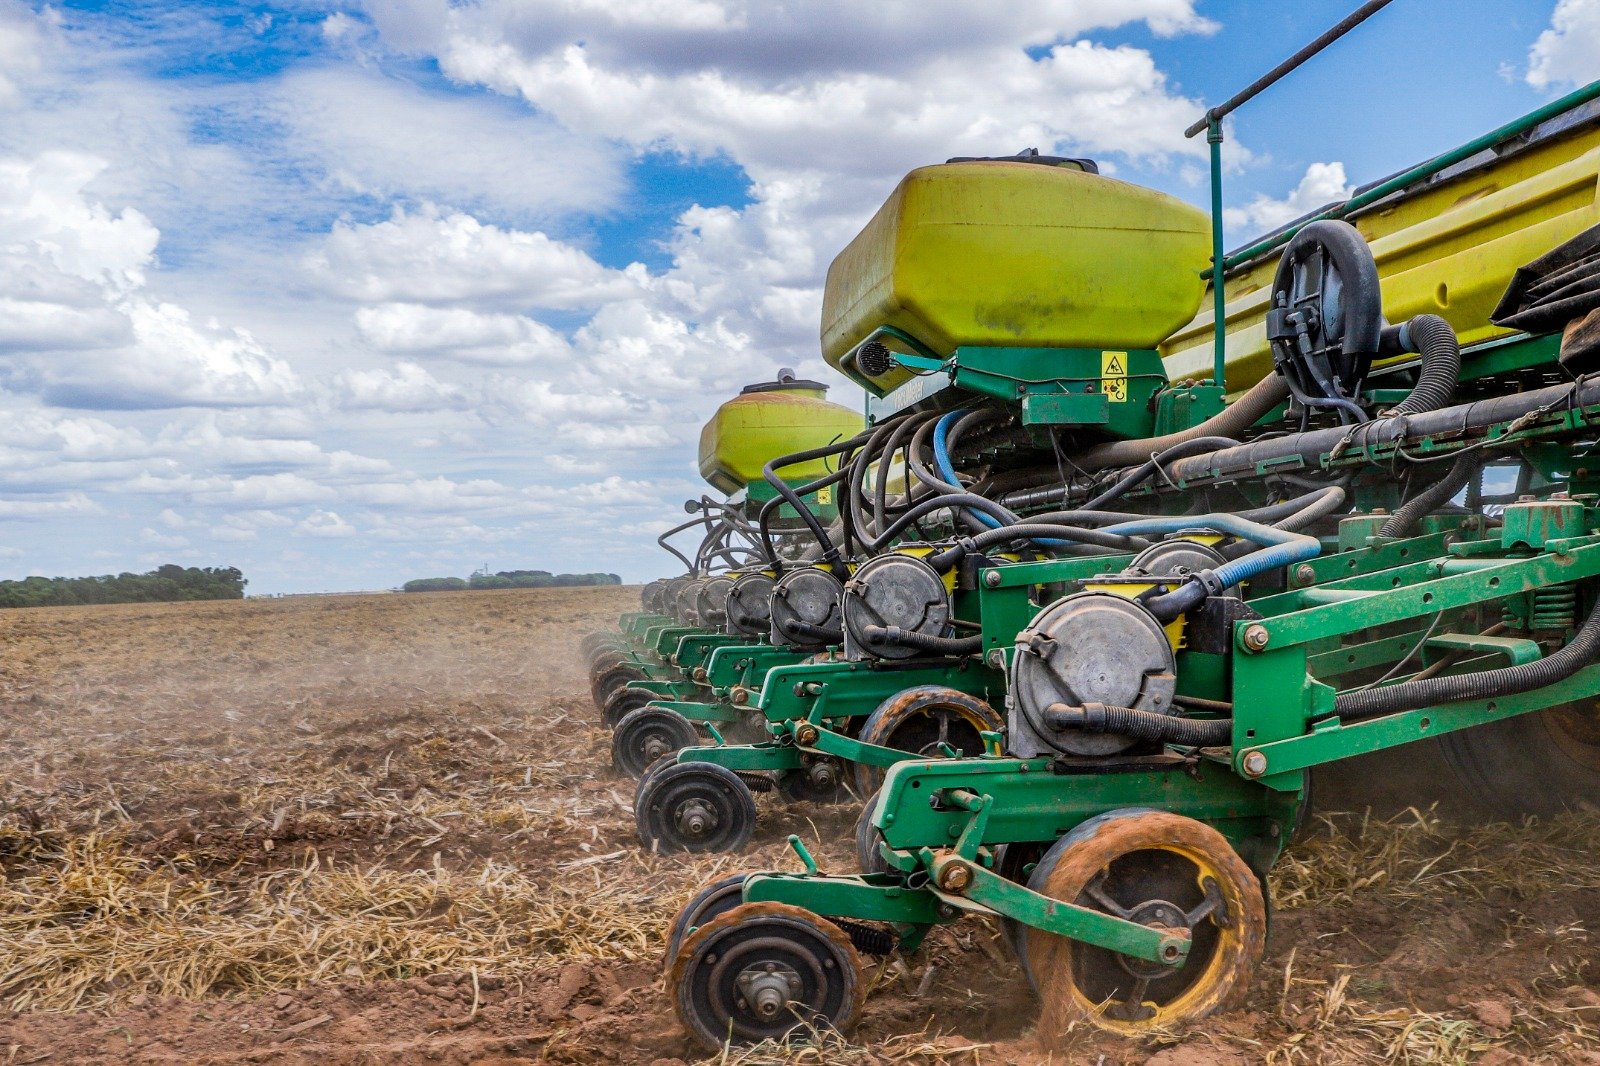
xmin=1162 ymin=116 xmax=1600 ymax=390
xmin=821 ymin=160 xmax=1212 ymax=389
xmin=698 ymin=373 xmax=864 ymax=495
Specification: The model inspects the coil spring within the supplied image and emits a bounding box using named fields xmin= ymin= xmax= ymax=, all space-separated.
xmin=735 ymin=772 xmax=776 ymax=793
xmin=1532 ymin=583 xmax=1578 ymax=631
xmin=834 ymin=918 xmax=897 ymax=956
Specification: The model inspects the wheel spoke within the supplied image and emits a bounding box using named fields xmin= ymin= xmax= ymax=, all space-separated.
xmin=1185 ymin=876 xmax=1229 ymax=929
xmin=1083 ymin=871 xmax=1133 ymax=920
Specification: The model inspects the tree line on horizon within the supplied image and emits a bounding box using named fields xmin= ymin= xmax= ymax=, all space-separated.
xmin=402 ymin=569 xmax=621 ymax=593
xmin=0 ymin=564 xmax=247 ymax=609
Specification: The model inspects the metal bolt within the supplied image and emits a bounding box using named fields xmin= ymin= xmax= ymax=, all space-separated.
xmin=730 ymin=687 xmax=749 ymax=706
xmin=693 ymin=667 xmax=708 ymax=682
xmin=938 ymin=862 xmax=972 ymax=893
xmin=1242 ymin=624 xmax=1270 ymax=652
xmin=1241 ymin=751 xmax=1269 ymax=777
xmin=984 ymin=570 xmax=1002 ymax=588
xmin=794 ymin=723 xmax=819 ymax=745
xmin=1294 ymin=564 xmax=1315 ymax=585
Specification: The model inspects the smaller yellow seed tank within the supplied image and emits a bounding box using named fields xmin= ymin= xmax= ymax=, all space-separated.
xmin=698 ymin=372 xmax=864 ymax=495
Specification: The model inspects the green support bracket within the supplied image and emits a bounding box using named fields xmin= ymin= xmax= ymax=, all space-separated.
xmin=924 ymin=852 xmax=1188 ymax=966
xmin=676 ymin=741 xmax=804 ymax=773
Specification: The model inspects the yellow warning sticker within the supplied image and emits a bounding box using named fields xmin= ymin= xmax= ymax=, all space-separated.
xmin=816 ymin=486 xmax=833 ymax=505
xmin=1101 ymin=351 xmax=1128 ymax=403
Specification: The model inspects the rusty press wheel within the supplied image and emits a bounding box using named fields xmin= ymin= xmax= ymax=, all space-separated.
xmin=665 ymin=873 xmax=750 ymax=966
xmin=613 ymin=706 xmax=700 ymax=778
xmin=1018 ymin=808 xmax=1266 ymax=1037
xmin=670 ymin=902 xmax=865 ymax=1052
xmin=852 ymin=686 xmax=1001 ymax=796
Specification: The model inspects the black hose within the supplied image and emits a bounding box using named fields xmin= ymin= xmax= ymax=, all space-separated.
xmin=862 ymin=625 xmax=983 ymax=656
xmin=762 ymin=433 xmax=874 ymax=570
xmin=780 ymin=618 xmax=843 ymax=643
xmin=1045 ymin=702 xmax=1232 ymax=746
xmin=1082 ymin=436 xmax=1243 ymax=509
xmin=1331 ymin=599 xmax=1600 ymax=723
xmin=1378 ymin=454 xmax=1477 ymax=538
xmin=863 ymin=493 xmax=1020 ymax=552
xmin=925 ymin=523 xmax=1149 ymax=571
xmin=1384 ymin=314 xmax=1460 ymax=417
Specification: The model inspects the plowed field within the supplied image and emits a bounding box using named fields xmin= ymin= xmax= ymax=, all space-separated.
xmin=0 ymin=587 xmax=1597 ymax=1064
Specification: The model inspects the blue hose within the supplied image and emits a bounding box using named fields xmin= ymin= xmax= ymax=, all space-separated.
xmin=1100 ymin=513 xmax=1321 ymax=592
xmin=932 ymin=410 xmax=1001 ymax=529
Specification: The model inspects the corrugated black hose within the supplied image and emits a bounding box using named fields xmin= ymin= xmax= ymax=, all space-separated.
xmin=1377 ymin=453 xmax=1478 ymax=539
xmin=1384 ymin=314 xmax=1460 ymax=417
xmin=1331 ymin=599 xmax=1600 ymax=723
xmin=1045 ymin=702 xmax=1232 ymax=746
xmin=862 ymin=625 xmax=983 ymax=655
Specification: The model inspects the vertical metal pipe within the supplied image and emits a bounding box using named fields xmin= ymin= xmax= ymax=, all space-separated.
xmin=1208 ymin=117 xmax=1227 ymax=389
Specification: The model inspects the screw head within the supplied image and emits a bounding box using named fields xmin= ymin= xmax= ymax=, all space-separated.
xmin=1294 ymin=564 xmax=1316 ymax=585
xmin=794 ymin=723 xmax=819 ymax=745
xmin=1241 ymin=750 xmax=1269 ymax=777
xmin=1242 ymin=624 xmax=1270 ymax=652
xmin=730 ymin=687 xmax=748 ymax=706
xmin=984 ymin=569 xmax=1002 ymax=588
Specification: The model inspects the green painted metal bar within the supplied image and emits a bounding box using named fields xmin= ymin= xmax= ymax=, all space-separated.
xmin=1207 ymin=116 xmax=1227 ymax=387
xmin=744 ymin=872 xmax=945 ymax=926
xmin=1243 ymin=660 xmax=1600 ymax=778
xmin=676 ymin=742 xmax=804 ymax=772
xmin=1242 ymin=545 xmax=1600 ymax=645
xmin=930 ymin=856 xmax=1188 ymax=965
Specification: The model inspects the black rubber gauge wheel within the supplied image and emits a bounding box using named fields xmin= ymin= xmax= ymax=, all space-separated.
xmin=612 ymin=706 xmax=699 ymax=778
xmin=636 ymin=761 xmax=758 ymax=854
xmin=670 ymin=902 xmax=865 ymax=1052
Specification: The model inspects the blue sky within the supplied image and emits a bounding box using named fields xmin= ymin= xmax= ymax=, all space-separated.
xmin=0 ymin=0 xmax=1595 ymax=593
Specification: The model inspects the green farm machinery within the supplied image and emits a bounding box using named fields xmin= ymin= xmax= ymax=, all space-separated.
xmin=587 ymin=8 xmax=1600 ymax=1050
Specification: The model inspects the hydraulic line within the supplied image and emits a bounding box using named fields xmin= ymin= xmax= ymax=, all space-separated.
xmin=925 ymin=522 xmax=1150 ymax=570
xmin=1330 ymin=598 xmax=1600 ymax=723
xmin=862 ymin=492 xmax=1021 ymax=553
xmin=1046 ymin=702 xmax=1232 ymax=746
xmin=762 ymin=430 xmax=878 ymax=570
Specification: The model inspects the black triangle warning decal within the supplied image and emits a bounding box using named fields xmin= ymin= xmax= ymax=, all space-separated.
xmin=1105 ymin=354 xmax=1124 ymax=375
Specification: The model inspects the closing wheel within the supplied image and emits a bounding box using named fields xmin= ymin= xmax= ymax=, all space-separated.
xmin=665 ymin=873 xmax=750 ymax=966
xmin=1019 ymin=808 xmax=1266 ymax=1037
xmin=637 ymin=761 xmax=758 ymax=854
xmin=613 ymin=706 xmax=701 ymax=778
xmin=1439 ymin=699 xmax=1600 ymax=815
xmin=670 ymin=902 xmax=865 ymax=1052
xmin=581 ymin=631 xmax=622 ymax=661
xmin=854 ymin=791 xmax=889 ymax=875
xmin=602 ymin=684 xmax=657 ymax=729
xmin=591 ymin=661 xmax=648 ymax=708
xmin=777 ymin=757 xmax=851 ymax=805
xmin=852 ymin=686 xmax=1002 ymax=796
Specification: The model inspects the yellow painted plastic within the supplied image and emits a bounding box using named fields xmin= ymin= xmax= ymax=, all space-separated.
xmin=821 ymin=162 xmax=1212 ymax=388
xmin=1083 ymin=578 xmax=1188 ymax=651
xmin=1163 ymin=126 xmax=1600 ymax=389
xmin=698 ymin=382 xmax=864 ymax=495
